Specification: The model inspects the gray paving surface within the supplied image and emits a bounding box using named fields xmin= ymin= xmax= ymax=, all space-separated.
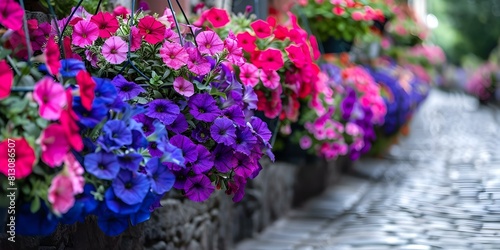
xmin=236 ymin=90 xmax=500 ymax=250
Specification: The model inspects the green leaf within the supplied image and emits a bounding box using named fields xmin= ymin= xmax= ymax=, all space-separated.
xmin=30 ymin=197 xmax=41 ymax=213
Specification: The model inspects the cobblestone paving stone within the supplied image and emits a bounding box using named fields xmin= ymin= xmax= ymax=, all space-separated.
xmin=236 ymin=90 xmax=500 ymax=250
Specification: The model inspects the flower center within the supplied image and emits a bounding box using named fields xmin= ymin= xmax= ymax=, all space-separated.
xmin=121 ymin=85 xmax=131 ymax=91
xmin=125 ymin=182 xmax=133 ymax=189
xmin=98 ymin=164 xmax=105 ymax=170
xmin=150 ymin=142 xmax=157 ymax=149
xmin=146 ymin=29 xmax=151 ymax=34
xmin=205 ymin=43 xmax=211 ymax=49
xmin=155 ymin=105 xmax=164 ymax=113
xmin=111 ymin=49 xmax=118 ymax=54
xmin=82 ymin=33 xmax=87 ymax=39
xmin=198 ymin=108 xmax=205 ymax=113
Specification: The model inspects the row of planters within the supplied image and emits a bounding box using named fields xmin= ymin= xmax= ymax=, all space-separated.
xmin=0 ymin=0 xmax=443 ymax=249
xmin=463 ymin=41 xmax=500 ymax=104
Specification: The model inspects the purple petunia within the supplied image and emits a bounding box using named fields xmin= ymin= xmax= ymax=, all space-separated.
xmin=249 ymin=117 xmax=272 ymax=144
xmin=212 ymin=144 xmax=237 ymax=173
xmin=234 ymin=153 xmax=259 ymax=178
xmin=145 ymin=157 xmax=176 ymax=195
xmin=223 ymin=106 xmax=246 ymax=127
xmin=166 ymin=113 xmax=188 ymax=134
xmin=117 ymin=152 xmax=143 ymax=172
xmin=242 ymin=86 xmax=258 ymax=110
xmin=112 ymin=74 xmax=145 ymax=100
xmin=190 ymin=145 xmax=214 ymax=174
xmin=188 ymin=93 xmax=221 ymax=122
xmin=233 ymin=127 xmax=258 ymax=156
xmin=191 ymin=126 xmax=210 ymax=143
xmin=133 ymin=114 xmax=156 ymax=136
xmin=146 ymin=99 xmax=180 ymax=125
xmin=169 ymin=135 xmax=198 ymax=164
xmin=184 ymin=174 xmax=215 ymax=202
xmin=84 ymin=151 xmax=121 ymax=180
xmin=112 ymin=169 xmax=150 ymax=205
xmin=210 ymin=117 xmax=236 ymax=146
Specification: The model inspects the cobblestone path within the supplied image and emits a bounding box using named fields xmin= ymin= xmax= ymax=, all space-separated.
xmin=237 ymin=90 xmax=500 ymax=250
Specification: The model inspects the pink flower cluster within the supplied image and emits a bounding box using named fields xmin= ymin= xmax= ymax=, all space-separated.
xmin=408 ymin=45 xmax=446 ymax=65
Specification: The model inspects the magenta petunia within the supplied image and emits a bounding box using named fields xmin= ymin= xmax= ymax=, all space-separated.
xmin=173 ymin=77 xmax=195 ymax=97
xmin=72 ymin=20 xmax=99 ymax=47
xmin=102 ymin=36 xmax=128 ymax=64
xmin=195 ymin=31 xmax=224 ymax=56
xmin=160 ymin=42 xmax=189 ymax=70
xmin=0 ymin=0 xmax=24 ymax=30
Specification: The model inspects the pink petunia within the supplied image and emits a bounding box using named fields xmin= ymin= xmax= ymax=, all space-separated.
xmin=64 ymin=153 xmax=85 ymax=194
xmin=351 ymin=11 xmax=364 ymax=21
xmin=239 ymin=63 xmax=260 ymax=87
xmin=225 ymin=31 xmax=245 ymax=66
xmin=102 ymin=36 xmax=128 ymax=64
xmin=261 ymin=70 xmax=280 ymax=90
xmin=40 ymin=124 xmax=70 ymax=167
xmin=160 ymin=42 xmax=189 ymax=70
xmin=90 ymin=12 xmax=119 ymax=38
xmin=257 ymin=48 xmax=284 ymax=71
xmin=333 ymin=6 xmax=345 ymax=15
xmin=196 ymin=31 xmax=224 ymax=56
xmin=0 ymin=0 xmax=24 ymax=30
xmin=0 ymin=60 xmax=13 ymax=99
xmin=72 ymin=20 xmax=99 ymax=47
xmin=186 ymin=47 xmax=211 ymax=75
xmin=33 ymin=77 xmax=67 ymax=120
xmin=173 ymin=77 xmax=195 ymax=97
xmin=299 ymin=136 xmax=312 ymax=150
xmin=48 ymin=174 xmax=75 ymax=215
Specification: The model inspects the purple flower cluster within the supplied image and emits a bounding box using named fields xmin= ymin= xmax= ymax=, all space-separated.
xmin=72 ymin=77 xmax=185 ymax=236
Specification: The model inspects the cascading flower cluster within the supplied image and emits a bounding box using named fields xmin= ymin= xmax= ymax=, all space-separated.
xmin=195 ymin=8 xmax=324 ymax=131
xmin=465 ymin=63 xmax=499 ymax=102
xmin=54 ymin=6 xmax=273 ymax=205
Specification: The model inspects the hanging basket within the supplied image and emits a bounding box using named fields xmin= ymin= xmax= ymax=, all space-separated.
xmin=321 ymin=37 xmax=354 ymax=54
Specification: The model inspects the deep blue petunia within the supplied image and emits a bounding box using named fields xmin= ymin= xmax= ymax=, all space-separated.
xmin=96 ymin=207 xmax=130 ymax=236
xmin=130 ymin=192 xmax=161 ymax=226
xmin=118 ymin=152 xmax=143 ymax=171
xmin=112 ymin=169 xmax=150 ymax=205
xmin=84 ymin=151 xmax=121 ymax=180
xmin=73 ymin=97 xmax=108 ymax=128
xmin=145 ymin=157 xmax=176 ymax=194
xmin=104 ymin=188 xmax=142 ymax=215
xmin=93 ymin=77 xmax=118 ymax=106
xmin=60 ymin=201 xmax=84 ymax=225
xmin=191 ymin=126 xmax=210 ymax=143
xmin=60 ymin=59 xmax=86 ymax=78
xmin=98 ymin=119 xmax=133 ymax=151
xmin=17 ymin=203 xmax=59 ymax=236
xmin=79 ymin=184 xmax=99 ymax=215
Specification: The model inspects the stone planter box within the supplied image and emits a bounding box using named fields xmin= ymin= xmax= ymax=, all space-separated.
xmin=0 ymin=157 xmax=349 ymax=250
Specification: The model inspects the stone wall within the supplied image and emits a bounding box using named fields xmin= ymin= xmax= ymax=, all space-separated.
xmin=1 ymin=157 xmax=348 ymax=250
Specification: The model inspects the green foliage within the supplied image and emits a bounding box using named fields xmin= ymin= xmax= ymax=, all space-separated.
xmin=42 ymin=0 xmax=110 ymax=18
